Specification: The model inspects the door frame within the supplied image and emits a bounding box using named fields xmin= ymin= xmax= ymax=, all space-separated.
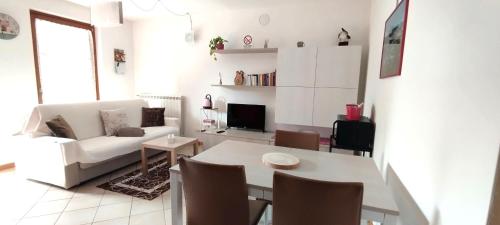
xmin=29 ymin=10 xmax=100 ymax=104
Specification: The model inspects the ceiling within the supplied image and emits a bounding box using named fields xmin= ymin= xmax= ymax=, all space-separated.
xmin=66 ymin=0 xmax=327 ymax=20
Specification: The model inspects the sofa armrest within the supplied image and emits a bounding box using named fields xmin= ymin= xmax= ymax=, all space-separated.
xmin=15 ymin=135 xmax=81 ymax=166
xmin=165 ymin=117 xmax=180 ymax=128
xmin=14 ymin=135 xmax=82 ymax=188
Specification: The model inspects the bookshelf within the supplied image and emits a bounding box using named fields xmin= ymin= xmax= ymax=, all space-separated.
xmin=213 ymin=48 xmax=277 ymax=88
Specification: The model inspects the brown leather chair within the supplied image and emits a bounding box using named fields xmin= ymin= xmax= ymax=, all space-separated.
xmin=179 ymin=158 xmax=268 ymax=225
xmin=275 ymin=129 xmax=320 ymax=151
xmin=273 ymin=172 xmax=363 ymax=225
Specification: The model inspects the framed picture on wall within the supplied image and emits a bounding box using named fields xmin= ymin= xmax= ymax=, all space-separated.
xmin=380 ymin=0 xmax=409 ymax=78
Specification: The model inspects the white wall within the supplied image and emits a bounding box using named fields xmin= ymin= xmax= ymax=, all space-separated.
xmin=0 ymin=0 xmax=135 ymax=163
xmin=133 ymin=0 xmax=371 ymax=137
xmin=97 ymin=21 xmax=136 ymax=100
xmin=364 ymin=0 xmax=500 ymax=224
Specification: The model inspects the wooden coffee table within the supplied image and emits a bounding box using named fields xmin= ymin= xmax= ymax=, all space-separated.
xmin=141 ymin=136 xmax=198 ymax=175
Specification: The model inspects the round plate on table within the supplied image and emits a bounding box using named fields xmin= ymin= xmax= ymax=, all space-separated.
xmin=262 ymin=152 xmax=300 ymax=170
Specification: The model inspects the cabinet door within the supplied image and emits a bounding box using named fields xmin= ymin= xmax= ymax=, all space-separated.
xmin=275 ymin=87 xmax=314 ymax=126
xmin=315 ymin=46 xmax=362 ymax=88
xmin=313 ymin=88 xmax=358 ymax=127
xmin=276 ymin=48 xmax=317 ymax=87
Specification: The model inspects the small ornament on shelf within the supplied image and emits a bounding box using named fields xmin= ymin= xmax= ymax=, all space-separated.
xmin=337 ymin=28 xmax=351 ymax=46
xmin=243 ymin=35 xmax=253 ymax=48
xmin=218 ymin=72 xmax=222 ymax=85
xmin=234 ymin=70 xmax=245 ymax=85
xmin=297 ymin=41 xmax=304 ymax=48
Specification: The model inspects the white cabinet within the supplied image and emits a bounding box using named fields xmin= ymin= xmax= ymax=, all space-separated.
xmin=315 ymin=46 xmax=362 ymax=88
xmin=197 ymin=129 xmax=274 ymax=149
xmin=313 ymin=88 xmax=358 ymax=127
xmin=276 ymin=48 xmax=317 ymax=87
xmin=275 ymin=46 xmax=361 ymax=127
xmin=275 ymin=87 xmax=314 ymax=126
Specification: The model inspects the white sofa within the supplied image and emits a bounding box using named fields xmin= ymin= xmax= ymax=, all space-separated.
xmin=15 ymin=99 xmax=180 ymax=189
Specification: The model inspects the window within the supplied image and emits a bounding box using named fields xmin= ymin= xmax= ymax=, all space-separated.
xmin=30 ymin=10 xmax=100 ymax=104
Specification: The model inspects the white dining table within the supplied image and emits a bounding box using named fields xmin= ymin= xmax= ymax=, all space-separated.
xmin=169 ymin=140 xmax=399 ymax=225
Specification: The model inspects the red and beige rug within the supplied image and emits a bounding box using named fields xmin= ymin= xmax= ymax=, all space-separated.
xmin=97 ymin=155 xmax=187 ymax=200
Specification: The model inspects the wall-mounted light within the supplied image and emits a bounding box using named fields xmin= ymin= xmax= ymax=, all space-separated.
xmin=91 ymin=0 xmax=123 ymax=27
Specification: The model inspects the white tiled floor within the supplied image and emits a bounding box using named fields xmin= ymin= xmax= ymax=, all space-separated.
xmin=0 ymin=163 xmax=181 ymax=225
xmin=0 ymin=153 xmax=372 ymax=225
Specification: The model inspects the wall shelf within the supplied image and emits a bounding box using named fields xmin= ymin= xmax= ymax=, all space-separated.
xmin=215 ymin=48 xmax=278 ymax=54
xmin=211 ymin=84 xmax=276 ymax=88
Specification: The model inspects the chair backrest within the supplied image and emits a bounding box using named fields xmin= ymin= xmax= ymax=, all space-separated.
xmin=275 ymin=129 xmax=320 ymax=151
xmin=179 ymin=158 xmax=250 ymax=225
xmin=273 ymin=172 xmax=363 ymax=225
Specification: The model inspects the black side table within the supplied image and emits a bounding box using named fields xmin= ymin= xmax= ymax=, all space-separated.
xmin=330 ymin=115 xmax=375 ymax=157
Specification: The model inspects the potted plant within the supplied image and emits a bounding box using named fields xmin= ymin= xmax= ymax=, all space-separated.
xmin=209 ymin=36 xmax=228 ymax=60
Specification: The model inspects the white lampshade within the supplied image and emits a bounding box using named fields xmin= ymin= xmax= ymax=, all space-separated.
xmin=91 ymin=0 xmax=123 ymax=27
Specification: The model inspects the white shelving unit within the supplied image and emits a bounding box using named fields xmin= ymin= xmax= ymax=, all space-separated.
xmin=213 ymin=48 xmax=277 ymax=88
xmin=275 ymin=46 xmax=362 ymax=128
xmin=199 ymin=108 xmax=220 ymax=131
xmin=214 ymin=48 xmax=278 ymax=54
xmin=197 ymin=129 xmax=275 ymax=148
xmin=211 ymin=84 xmax=275 ymax=88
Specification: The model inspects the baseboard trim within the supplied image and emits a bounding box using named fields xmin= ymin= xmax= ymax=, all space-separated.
xmin=0 ymin=162 xmax=15 ymax=171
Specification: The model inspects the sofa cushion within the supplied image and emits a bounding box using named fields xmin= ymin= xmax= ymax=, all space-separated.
xmin=78 ymin=126 xmax=179 ymax=164
xmin=98 ymin=100 xmax=147 ymax=128
xmin=117 ymin=127 xmax=145 ymax=137
xmin=141 ymin=107 xmax=165 ymax=127
xmin=100 ymin=108 xmax=129 ymax=136
xmin=46 ymin=115 xmax=78 ymax=140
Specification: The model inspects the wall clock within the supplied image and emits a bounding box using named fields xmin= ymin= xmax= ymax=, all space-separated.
xmin=0 ymin=13 xmax=20 ymax=40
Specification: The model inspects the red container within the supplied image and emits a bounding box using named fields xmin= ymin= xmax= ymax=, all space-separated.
xmin=346 ymin=104 xmax=361 ymax=121
xmin=216 ymin=43 xmax=225 ymax=50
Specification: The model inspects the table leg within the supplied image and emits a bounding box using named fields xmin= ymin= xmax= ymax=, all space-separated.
xmin=193 ymin=141 xmax=199 ymax=155
xmin=171 ymin=172 xmax=184 ymax=225
xmin=171 ymin=150 xmax=178 ymax=166
xmin=141 ymin=146 xmax=148 ymax=175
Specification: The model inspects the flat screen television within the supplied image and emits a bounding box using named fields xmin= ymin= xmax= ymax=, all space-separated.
xmin=227 ymin=103 xmax=266 ymax=132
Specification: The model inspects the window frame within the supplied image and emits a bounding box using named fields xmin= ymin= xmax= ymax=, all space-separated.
xmin=29 ymin=10 xmax=100 ymax=104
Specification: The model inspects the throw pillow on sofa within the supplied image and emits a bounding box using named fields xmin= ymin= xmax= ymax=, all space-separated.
xmin=100 ymin=108 xmax=129 ymax=136
xmin=117 ymin=127 xmax=145 ymax=137
xmin=46 ymin=115 xmax=78 ymax=140
xmin=141 ymin=107 xmax=165 ymax=127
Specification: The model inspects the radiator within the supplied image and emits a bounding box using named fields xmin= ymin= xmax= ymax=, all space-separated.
xmin=137 ymin=94 xmax=184 ymax=135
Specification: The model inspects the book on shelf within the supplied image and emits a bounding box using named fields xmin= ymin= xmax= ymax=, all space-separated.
xmin=245 ymin=71 xmax=276 ymax=86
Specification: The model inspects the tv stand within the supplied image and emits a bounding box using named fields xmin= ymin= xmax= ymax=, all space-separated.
xmin=197 ymin=128 xmax=274 ymax=149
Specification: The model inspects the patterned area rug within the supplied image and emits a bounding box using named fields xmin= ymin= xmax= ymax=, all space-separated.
xmin=97 ymin=156 xmax=186 ymax=200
